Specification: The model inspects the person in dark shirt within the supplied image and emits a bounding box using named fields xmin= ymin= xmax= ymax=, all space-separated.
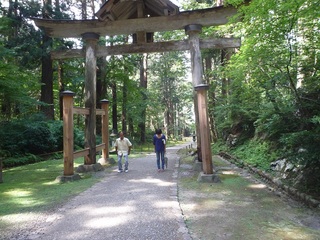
xmin=153 ymin=129 xmax=166 ymax=172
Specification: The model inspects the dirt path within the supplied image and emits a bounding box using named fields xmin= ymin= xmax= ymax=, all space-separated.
xmin=1 ymin=145 xmax=190 ymax=240
xmin=2 ymin=143 xmax=320 ymax=240
xmin=178 ymin=153 xmax=320 ymax=240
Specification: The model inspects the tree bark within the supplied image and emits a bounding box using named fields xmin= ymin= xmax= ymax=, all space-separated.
xmin=83 ymin=33 xmax=99 ymax=164
xmin=205 ymin=56 xmax=218 ymax=142
xmin=122 ymin=78 xmax=128 ymax=133
xmin=96 ymin=56 xmax=106 ymax=135
xmin=138 ymin=53 xmax=148 ymax=143
xmin=58 ymin=60 xmax=64 ymax=120
xmin=40 ymin=0 xmax=54 ymax=120
xmin=111 ymin=81 xmax=117 ymax=133
xmin=40 ymin=35 xmax=54 ymax=120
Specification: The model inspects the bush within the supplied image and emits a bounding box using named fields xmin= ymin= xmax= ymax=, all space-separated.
xmin=0 ymin=115 xmax=58 ymax=156
xmin=3 ymin=154 xmax=40 ymax=168
xmin=20 ymin=122 xmax=57 ymax=154
xmin=48 ymin=120 xmax=64 ymax=151
xmin=230 ymin=140 xmax=279 ymax=170
xmin=0 ymin=120 xmax=27 ymax=154
xmin=279 ymin=130 xmax=320 ymax=167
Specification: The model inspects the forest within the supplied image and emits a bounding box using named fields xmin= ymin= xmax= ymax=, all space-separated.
xmin=0 ymin=0 xmax=319 ymax=199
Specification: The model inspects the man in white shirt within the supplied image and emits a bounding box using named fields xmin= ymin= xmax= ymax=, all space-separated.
xmin=114 ymin=131 xmax=132 ymax=173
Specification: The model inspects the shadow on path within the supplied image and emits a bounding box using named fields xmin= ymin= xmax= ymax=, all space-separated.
xmin=21 ymin=143 xmax=193 ymax=240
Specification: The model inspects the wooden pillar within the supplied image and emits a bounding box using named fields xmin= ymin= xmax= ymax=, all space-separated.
xmin=136 ymin=0 xmax=146 ymax=43
xmin=186 ymin=24 xmax=214 ymax=174
xmin=185 ymin=24 xmax=203 ymax=86
xmin=101 ymin=99 xmax=109 ymax=160
xmin=62 ymin=90 xmax=75 ymax=176
xmin=185 ymin=24 xmax=203 ymax=162
xmin=82 ymin=32 xmax=100 ymax=165
xmin=195 ymin=84 xmax=213 ymax=174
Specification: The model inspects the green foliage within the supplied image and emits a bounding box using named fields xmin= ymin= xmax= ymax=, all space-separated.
xmin=211 ymin=140 xmax=229 ymax=154
xmin=20 ymin=122 xmax=57 ymax=154
xmin=3 ymin=154 xmax=40 ymax=168
xmin=212 ymin=139 xmax=278 ymax=171
xmin=210 ymin=0 xmax=320 ymax=180
xmin=254 ymin=103 xmax=299 ymax=140
xmin=230 ymin=140 xmax=279 ymax=170
xmin=0 ymin=116 xmax=85 ymax=166
xmin=279 ymin=130 xmax=320 ymax=167
xmin=148 ymin=48 xmax=193 ymax=135
xmin=0 ymin=115 xmax=56 ymax=155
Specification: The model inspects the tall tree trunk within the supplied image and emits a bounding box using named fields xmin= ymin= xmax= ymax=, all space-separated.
xmin=221 ymin=49 xmax=228 ymax=98
xmin=111 ymin=81 xmax=117 ymax=133
xmin=122 ymin=78 xmax=128 ymax=133
xmin=58 ymin=60 xmax=64 ymax=120
xmin=205 ymin=56 xmax=218 ymax=142
xmin=40 ymin=0 xmax=54 ymax=120
xmin=40 ymin=46 xmax=54 ymax=120
xmin=138 ymin=53 xmax=148 ymax=143
xmin=81 ymin=0 xmax=87 ymax=19
xmin=108 ymin=38 xmax=118 ymax=134
xmin=96 ymin=48 xmax=107 ymax=136
xmin=128 ymin=117 xmax=134 ymax=136
xmin=1 ymin=0 xmax=17 ymax=119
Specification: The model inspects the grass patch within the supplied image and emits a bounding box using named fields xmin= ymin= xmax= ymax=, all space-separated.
xmin=0 ymin=156 xmax=108 ymax=229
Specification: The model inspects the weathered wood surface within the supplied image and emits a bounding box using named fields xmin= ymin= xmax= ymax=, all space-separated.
xmin=101 ymin=100 xmax=109 ymax=160
xmin=72 ymin=107 xmax=105 ymax=115
xmin=73 ymin=148 xmax=90 ymax=159
xmin=195 ymin=85 xmax=213 ymax=174
xmin=62 ymin=92 xmax=74 ymax=176
xmin=32 ymin=6 xmax=237 ymax=38
xmin=51 ymin=38 xmax=240 ymax=59
xmin=95 ymin=0 xmax=179 ymax=21
xmin=96 ymin=143 xmax=105 ymax=152
xmin=73 ymin=107 xmax=89 ymax=115
xmin=83 ymin=34 xmax=98 ymax=164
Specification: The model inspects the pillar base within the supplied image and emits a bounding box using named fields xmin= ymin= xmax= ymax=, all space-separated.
xmin=197 ymin=172 xmax=221 ymax=183
xmin=55 ymin=174 xmax=81 ymax=183
xmin=76 ymin=163 xmax=103 ymax=173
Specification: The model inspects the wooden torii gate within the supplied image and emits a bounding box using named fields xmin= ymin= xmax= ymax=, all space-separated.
xmin=33 ymin=1 xmax=240 ymax=181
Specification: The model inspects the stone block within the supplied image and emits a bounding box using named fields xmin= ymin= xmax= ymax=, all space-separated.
xmin=197 ymin=172 xmax=221 ymax=183
xmin=55 ymin=174 xmax=81 ymax=183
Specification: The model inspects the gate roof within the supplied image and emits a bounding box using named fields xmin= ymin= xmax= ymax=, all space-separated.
xmin=95 ymin=0 xmax=179 ymax=21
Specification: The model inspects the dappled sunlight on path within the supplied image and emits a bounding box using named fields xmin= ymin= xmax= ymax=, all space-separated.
xmin=8 ymin=143 xmax=193 ymax=240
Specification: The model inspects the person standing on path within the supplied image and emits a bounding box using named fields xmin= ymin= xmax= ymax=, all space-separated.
xmin=115 ymin=131 xmax=132 ymax=173
xmin=153 ymin=128 xmax=166 ymax=172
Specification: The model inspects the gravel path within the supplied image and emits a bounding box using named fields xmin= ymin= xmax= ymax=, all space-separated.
xmin=7 ymin=144 xmax=192 ymax=240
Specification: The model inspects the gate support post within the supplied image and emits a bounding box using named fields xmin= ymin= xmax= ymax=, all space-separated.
xmin=82 ymin=32 xmax=100 ymax=164
xmin=58 ymin=91 xmax=80 ymax=182
xmin=62 ymin=90 xmax=75 ymax=176
xmin=100 ymin=99 xmax=109 ymax=162
xmin=194 ymin=84 xmax=213 ymax=175
xmin=186 ymin=24 xmax=217 ymax=181
xmin=185 ymin=24 xmax=203 ymax=162
xmin=56 ymin=91 xmax=80 ymax=182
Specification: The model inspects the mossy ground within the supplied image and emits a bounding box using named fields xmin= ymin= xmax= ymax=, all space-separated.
xmin=177 ymin=150 xmax=320 ymax=240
